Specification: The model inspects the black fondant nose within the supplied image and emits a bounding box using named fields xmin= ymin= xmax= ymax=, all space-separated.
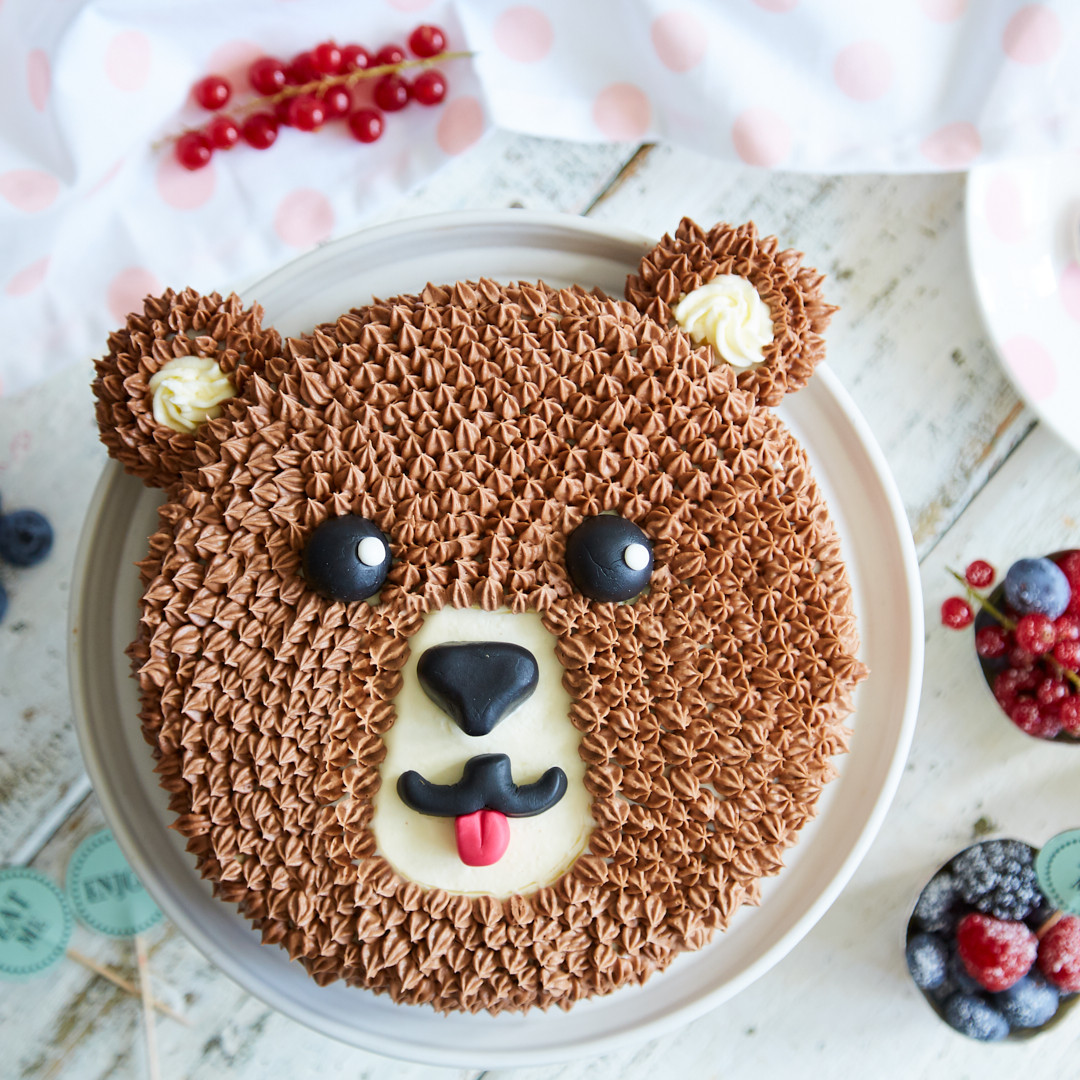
xmin=416 ymin=642 xmax=539 ymax=737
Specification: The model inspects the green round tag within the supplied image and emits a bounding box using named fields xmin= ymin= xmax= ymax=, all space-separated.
xmin=1035 ymin=829 xmax=1080 ymax=917
xmin=0 ymin=867 xmax=73 ymax=980
xmin=66 ymin=830 xmax=162 ymax=938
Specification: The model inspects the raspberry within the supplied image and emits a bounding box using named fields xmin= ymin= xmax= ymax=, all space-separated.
xmin=1015 ymin=613 xmax=1056 ymax=654
xmin=975 ymin=624 xmax=1009 ymax=658
xmin=952 ymin=840 xmax=1043 ymax=921
xmin=1059 ymin=695 xmax=1080 ymax=734
xmin=965 ymin=559 xmax=995 ymax=588
xmin=941 ymin=596 xmax=973 ymax=629
xmin=956 ymin=912 xmax=1037 ymax=991
xmin=1037 ymin=915 xmax=1080 ymax=991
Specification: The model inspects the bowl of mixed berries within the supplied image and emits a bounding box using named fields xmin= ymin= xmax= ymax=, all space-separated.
xmin=942 ymin=553 xmax=1080 ymax=741
xmin=906 ymin=838 xmax=1080 ymax=1041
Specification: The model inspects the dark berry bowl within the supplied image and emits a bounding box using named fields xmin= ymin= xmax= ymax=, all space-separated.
xmin=906 ymin=838 xmax=1079 ymax=1041
xmin=974 ymin=551 xmax=1080 ymax=744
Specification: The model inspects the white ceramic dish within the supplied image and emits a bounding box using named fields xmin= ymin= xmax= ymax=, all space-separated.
xmin=965 ymin=156 xmax=1080 ymax=454
xmin=70 ymin=211 xmax=922 ymax=1067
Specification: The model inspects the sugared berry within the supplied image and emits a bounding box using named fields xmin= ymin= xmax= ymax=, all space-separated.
xmin=347 ymin=108 xmax=384 ymax=143
xmin=913 ymin=871 xmax=963 ymax=933
xmin=941 ymin=596 xmax=973 ymax=629
xmin=319 ymin=86 xmax=352 ymax=120
xmin=374 ymin=44 xmax=406 ymax=67
xmin=993 ymin=668 xmax=1026 ymax=708
xmin=193 ymin=75 xmax=231 ymax=110
xmin=1037 ymin=915 xmax=1080 ymax=991
xmin=993 ymin=973 xmax=1060 ymax=1028
xmin=906 ymin=933 xmax=948 ymax=990
xmin=975 ymin=624 xmax=1009 ymax=658
xmin=1054 ymin=640 xmax=1080 ymax=671
xmin=965 ymin=559 xmax=995 ymax=588
xmin=311 ymin=41 xmax=343 ymax=74
xmin=374 ymin=74 xmax=410 ymax=111
xmin=288 ymin=94 xmax=326 ymax=131
xmin=249 ymin=56 xmax=287 ymax=95
xmin=1009 ymin=698 xmax=1062 ymax=739
xmin=956 ymin=913 xmax=1037 ymax=992
xmin=241 ymin=113 xmax=279 ymax=150
xmin=175 ymin=131 xmax=212 ymax=171
xmin=1004 ymin=557 xmax=1071 ymax=619
xmin=1059 ymin=696 xmax=1080 ymax=734
xmin=411 ymin=69 xmax=447 ymax=106
xmin=0 ymin=508 xmax=53 ymax=567
xmin=340 ymin=44 xmax=372 ymax=72
xmin=1036 ymin=676 xmax=1068 ymax=708
xmin=943 ymin=993 xmax=1010 ymax=1041
xmin=408 ymin=24 xmax=447 ymax=58
xmin=1008 ymin=644 xmax=1037 ymax=670
xmin=1054 ymin=613 xmax=1080 ymax=642
xmin=952 ymin=840 xmax=1043 ymax=922
xmin=1015 ymin=613 xmax=1056 ymax=655
xmin=205 ymin=115 xmax=239 ymax=150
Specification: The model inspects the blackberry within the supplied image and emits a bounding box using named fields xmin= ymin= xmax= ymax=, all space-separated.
xmin=906 ymin=933 xmax=948 ymax=990
xmin=951 ymin=840 xmax=1043 ymax=921
xmin=943 ymin=993 xmax=1010 ymax=1041
xmin=913 ymin=870 xmax=962 ymax=932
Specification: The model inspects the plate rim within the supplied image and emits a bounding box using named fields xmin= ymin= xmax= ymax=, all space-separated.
xmin=69 ymin=208 xmax=923 ymax=1067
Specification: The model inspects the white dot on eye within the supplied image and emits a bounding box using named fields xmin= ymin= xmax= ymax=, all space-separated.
xmin=623 ymin=543 xmax=650 ymax=572
xmin=357 ymin=536 xmax=386 ymax=567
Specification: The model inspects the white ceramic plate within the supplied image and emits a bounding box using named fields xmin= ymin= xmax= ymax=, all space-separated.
xmin=965 ymin=155 xmax=1080 ymax=453
xmin=70 ymin=211 xmax=922 ymax=1067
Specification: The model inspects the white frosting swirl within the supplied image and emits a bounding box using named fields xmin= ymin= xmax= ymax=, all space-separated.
xmin=673 ymin=276 xmax=775 ymax=369
xmin=148 ymin=355 xmax=235 ymax=434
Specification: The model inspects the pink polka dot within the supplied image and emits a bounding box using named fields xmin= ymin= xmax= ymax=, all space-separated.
xmin=592 ymin=83 xmax=651 ymax=141
xmin=919 ymin=122 xmax=981 ymax=169
xmin=0 ymin=169 xmax=60 ymax=212
xmin=437 ymin=96 xmax=486 ymax=155
xmin=732 ymin=108 xmax=791 ymax=168
xmin=493 ymin=6 xmax=553 ymax=63
xmin=155 ymin=150 xmax=215 ymax=210
xmin=27 ymin=49 xmax=50 ymax=111
xmin=386 ymin=0 xmax=433 ymax=11
xmin=105 ymin=30 xmax=151 ymax=92
xmin=1002 ymin=4 xmax=1061 ymax=65
xmin=651 ymin=11 xmax=707 ymax=73
xmin=107 ymin=267 xmax=162 ymax=323
xmin=833 ymin=41 xmax=892 ymax=102
xmin=205 ymin=39 xmax=263 ymax=89
xmin=4 ymin=256 xmax=50 ymax=297
xmin=984 ymin=174 xmax=1025 ymax=244
xmin=918 ymin=0 xmax=966 ymax=21
xmin=752 ymin=0 xmax=798 ymax=10
xmin=274 ymin=189 xmax=334 ymax=248
xmin=85 ymin=158 xmax=125 ymax=199
xmin=1001 ymin=334 xmax=1057 ymax=401
xmin=1059 ymin=262 xmax=1080 ymax=322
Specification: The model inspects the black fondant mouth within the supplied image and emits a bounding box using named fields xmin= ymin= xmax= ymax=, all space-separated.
xmin=397 ymin=753 xmax=567 ymax=818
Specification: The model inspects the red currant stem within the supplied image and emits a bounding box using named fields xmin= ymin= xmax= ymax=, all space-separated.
xmin=155 ymin=50 xmax=471 ymax=150
xmin=947 ymin=567 xmax=1080 ymax=692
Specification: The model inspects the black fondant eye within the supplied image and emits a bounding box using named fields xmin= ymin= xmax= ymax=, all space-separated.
xmin=565 ymin=515 xmax=653 ymax=602
xmin=302 ymin=515 xmax=391 ymax=602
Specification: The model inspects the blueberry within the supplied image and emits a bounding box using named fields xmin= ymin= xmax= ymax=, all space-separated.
xmin=0 ymin=509 xmax=53 ymax=568
xmin=943 ymin=993 xmax=1010 ymax=1041
xmin=1003 ymin=558 xmax=1071 ymax=619
xmin=906 ymin=933 xmax=948 ymax=990
xmin=913 ymin=870 xmax=963 ymax=933
xmin=946 ymin=950 xmax=984 ymax=996
xmin=994 ymin=974 xmax=1060 ymax=1029
xmin=952 ymin=840 xmax=1043 ymax=921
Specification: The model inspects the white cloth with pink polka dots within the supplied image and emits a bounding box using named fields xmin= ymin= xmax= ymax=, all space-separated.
xmin=0 ymin=0 xmax=1076 ymax=395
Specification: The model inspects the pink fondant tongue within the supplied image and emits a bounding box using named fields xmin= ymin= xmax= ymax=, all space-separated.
xmin=455 ymin=809 xmax=509 ymax=866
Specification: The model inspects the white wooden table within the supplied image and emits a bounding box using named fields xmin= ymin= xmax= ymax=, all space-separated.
xmin=2 ymin=133 xmax=1079 ymax=1079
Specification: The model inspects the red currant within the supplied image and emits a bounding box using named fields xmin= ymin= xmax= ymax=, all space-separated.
xmin=374 ymin=44 xmax=406 ymax=67
xmin=286 ymin=52 xmax=319 ymax=85
xmin=411 ymin=69 xmax=447 ymax=106
xmin=312 ymin=41 xmax=343 ymax=74
xmin=408 ymin=24 xmax=447 ymax=58
xmin=1009 ymin=698 xmax=1062 ymax=739
xmin=1036 ymin=676 xmax=1069 ymax=708
xmin=965 ymin=559 xmax=995 ymax=588
xmin=340 ymin=44 xmax=372 ymax=72
xmin=941 ymin=596 xmax=973 ymax=629
xmin=241 ymin=113 xmax=279 ymax=150
xmin=975 ymin=624 xmax=1009 ymax=658
xmin=1054 ymin=639 xmax=1080 ymax=671
xmin=1008 ymin=644 xmax=1037 ymax=670
xmin=1015 ymin=612 xmax=1056 ymax=655
xmin=249 ymin=56 xmax=287 ymax=95
xmin=274 ymin=98 xmax=294 ymax=127
xmin=175 ymin=131 xmax=212 ymax=171
xmin=1060 ymin=695 xmax=1080 ymax=734
xmin=348 ymin=108 xmax=384 ymax=143
xmin=205 ymin=115 xmax=239 ymax=150
xmin=193 ymin=75 xmax=231 ymax=111
xmin=374 ymin=74 xmax=410 ymax=112
xmin=288 ymin=94 xmax=326 ymax=131
xmin=993 ymin=667 xmax=1027 ymax=708
xmin=1055 ymin=613 xmax=1080 ymax=642
xmin=319 ymin=86 xmax=352 ymax=120
xmin=1056 ymin=551 xmax=1080 ymax=615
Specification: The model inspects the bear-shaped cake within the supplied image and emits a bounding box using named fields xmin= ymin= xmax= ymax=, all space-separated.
xmin=92 ymin=218 xmax=865 ymax=1014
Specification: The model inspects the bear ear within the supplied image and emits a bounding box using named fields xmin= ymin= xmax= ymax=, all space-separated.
xmin=92 ymin=288 xmax=282 ymax=488
xmin=625 ymin=218 xmax=838 ymax=407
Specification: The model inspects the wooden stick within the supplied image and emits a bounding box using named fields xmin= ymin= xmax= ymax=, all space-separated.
xmin=65 ymin=948 xmax=189 ymax=1025
xmin=135 ymin=935 xmax=162 ymax=1080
